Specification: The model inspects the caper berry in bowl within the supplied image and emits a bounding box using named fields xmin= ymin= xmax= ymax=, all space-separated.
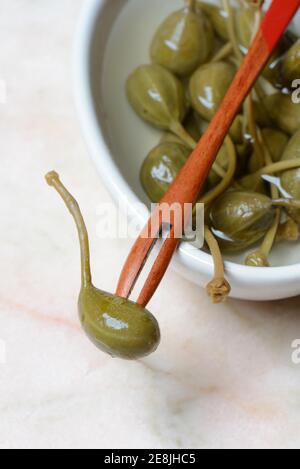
xmin=74 ymin=0 xmax=300 ymax=301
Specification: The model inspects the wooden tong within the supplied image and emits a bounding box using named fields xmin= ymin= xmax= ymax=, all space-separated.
xmin=116 ymin=0 xmax=300 ymax=307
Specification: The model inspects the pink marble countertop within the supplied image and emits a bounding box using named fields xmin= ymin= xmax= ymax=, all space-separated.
xmin=1 ymin=0 xmax=300 ymax=449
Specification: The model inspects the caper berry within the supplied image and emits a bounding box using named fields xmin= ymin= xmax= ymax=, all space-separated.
xmin=248 ymin=128 xmax=289 ymax=173
xmin=281 ymin=39 xmax=300 ymax=84
xmin=126 ymin=0 xmax=300 ymax=271
xmin=151 ymin=6 xmax=214 ymax=77
xmin=197 ymin=1 xmax=229 ymax=41
xmin=46 ymin=172 xmax=160 ymax=360
xmin=209 ymin=191 xmax=275 ymax=252
xmin=126 ymin=64 xmax=202 ymax=149
xmin=141 ymin=142 xmax=190 ymax=202
xmin=237 ymin=173 xmax=266 ymax=194
xmin=234 ymin=4 xmax=256 ymax=53
xmin=263 ymin=93 xmax=300 ymax=135
xmin=189 ymin=61 xmax=236 ymax=121
xmin=126 ymin=64 xmax=187 ymax=130
xmin=79 ymin=287 xmax=160 ymax=360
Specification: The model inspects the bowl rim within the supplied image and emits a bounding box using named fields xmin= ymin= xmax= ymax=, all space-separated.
xmin=73 ymin=0 xmax=300 ymax=290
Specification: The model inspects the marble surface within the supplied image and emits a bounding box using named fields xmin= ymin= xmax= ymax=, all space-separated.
xmin=1 ymin=0 xmax=300 ymax=450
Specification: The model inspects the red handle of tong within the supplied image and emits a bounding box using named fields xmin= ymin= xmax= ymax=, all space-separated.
xmin=262 ymin=0 xmax=300 ymax=51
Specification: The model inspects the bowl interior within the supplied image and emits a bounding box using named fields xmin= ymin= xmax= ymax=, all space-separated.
xmin=89 ymin=0 xmax=300 ymax=267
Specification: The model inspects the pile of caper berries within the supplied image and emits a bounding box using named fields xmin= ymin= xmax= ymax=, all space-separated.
xmin=126 ymin=0 xmax=300 ymax=300
xmin=45 ymin=1 xmax=300 ymax=361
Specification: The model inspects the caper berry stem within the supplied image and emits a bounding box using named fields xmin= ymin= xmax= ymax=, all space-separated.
xmin=248 ymin=2 xmax=264 ymax=43
xmin=229 ymin=5 xmax=265 ymax=173
xmin=45 ymin=171 xmax=92 ymax=288
xmin=170 ymin=121 xmax=197 ymax=150
xmin=256 ymin=159 xmax=300 ymax=176
xmin=223 ymin=0 xmax=243 ymax=61
xmin=272 ymin=199 xmax=300 ymax=210
xmin=205 ymin=226 xmax=225 ymax=279
xmin=258 ymin=131 xmax=270 ymax=165
xmin=200 ymin=135 xmax=237 ymax=205
xmin=245 ymin=95 xmax=266 ymax=169
xmin=260 ymin=209 xmax=280 ymax=255
xmin=242 ymin=2 xmax=267 ymax=172
xmin=205 ymin=226 xmax=231 ymax=303
xmin=170 ymin=121 xmax=227 ymax=179
xmin=246 ymin=128 xmax=280 ymax=268
xmin=233 ymin=0 xmax=264 ymax=166
xmin=185 ymin=0 xmax=196 ymax=12
xmin=247 ymin=1 xmax=265 ymax=9
xmin=257 ymin=127 xmax=278 ymax=197
xmin=211 ymin=42 xmax=233 ymax=63
xmin=213 ymin=165 xmax=227 ymax=179
xmin=246 ymin=209 xmax=281 ymax=267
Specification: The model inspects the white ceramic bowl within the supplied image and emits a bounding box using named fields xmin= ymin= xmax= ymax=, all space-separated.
xmin=74 ymin=0 xmax=300 ymax=301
